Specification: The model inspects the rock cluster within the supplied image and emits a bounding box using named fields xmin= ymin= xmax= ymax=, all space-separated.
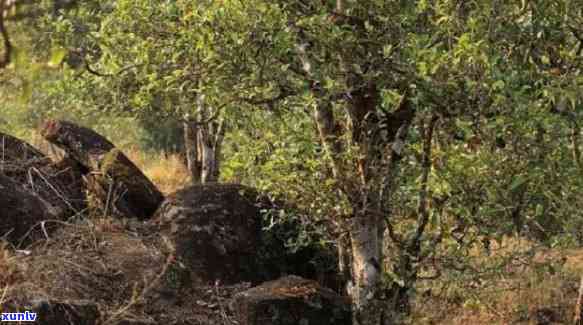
xmin=0 ymin=121 xmax=350 ymax=324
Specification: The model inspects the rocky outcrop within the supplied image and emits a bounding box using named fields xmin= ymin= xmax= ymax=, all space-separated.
xmin=0 ymin=174 xmax=62 ymax=245
xmin=153 ymin=183 xmax=341 ymax=289
xmin=0 ymin=124 xmax=346 ymax=325
xmin=233 ymin=275 xmax=351 ymax=325
xmin=41 ymin=120 xmax=163 ymax=219
xmin=0 ymin=132 xmax=86 ymax=219
xmin=153 ymin=184 xmax=263 ymax=285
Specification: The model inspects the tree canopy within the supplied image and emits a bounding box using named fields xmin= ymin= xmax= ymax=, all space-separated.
xmin=2 ymin=0 xmax=583 ymax=324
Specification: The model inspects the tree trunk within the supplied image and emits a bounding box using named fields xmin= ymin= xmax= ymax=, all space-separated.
xmin=183 ymin=102 xmax=225 ymax=184
xmin=183 ymin=120 xmax=202 ymax=183
xmin=350 ymin=212 xmax=383 ymax=325
xmin=199 ymin=126 xmax=217 ymax=183
xmin=337 ymin=232 xmax=353 ymax=295
xmin=571 ymin=122 xmax=582 ymax=171
xmin=212 ymin=119 xmax=226 ymax=182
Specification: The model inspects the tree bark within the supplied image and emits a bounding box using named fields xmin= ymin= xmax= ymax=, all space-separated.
xmin=314 ymin=102 xmax=344 ymax=180
xmin=0 ymin=0 xmax=13 ymax=69
xmin=337 ymin=232 xmax=353 ymax=295
xmin=212 ymin=118 xmax=226 ymax=181
xmin=183 ymin=119 xmax=224 ymax=184
xmin=183 ymin=119 xmax=202 ymax=183
xmin=349 ymin=211 xmax=383 ymax=325
xmin=571 ymin=122 xmax=582 ymax=171
xmin=312 ymin=92 xmax=417 ymax=325
xmin=198 ymin=125 xmax=217 ymax=183
xmin=40 ymin=120 xmax=163 ymax=219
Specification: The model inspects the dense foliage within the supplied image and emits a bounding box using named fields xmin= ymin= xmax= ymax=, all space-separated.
xmin=2 ymin=0 xmax=583 ymax=324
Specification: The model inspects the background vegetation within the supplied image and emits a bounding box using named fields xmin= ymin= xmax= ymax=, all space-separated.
xmin=2 ymin=0 xmax=583 ymax=324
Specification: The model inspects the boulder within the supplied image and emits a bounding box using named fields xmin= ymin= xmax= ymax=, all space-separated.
xmin=0 ymin=132 xmax=86 ymax=218
xmin=153 ymin=183 xmax=341 ymax=289
xmin=0 ymin=131 xmax=47 ymax=162
xmin=232 ymin=275 xmax=351 ymax=325
xmin=153 ymin=184 xmax=263 ymax=285
xmin=40 ymin=120 xmax=163 ymax=219
xmin=0 ymin=174 xmax=62 ymax=245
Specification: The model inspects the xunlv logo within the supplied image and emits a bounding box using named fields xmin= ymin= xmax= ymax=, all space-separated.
xmin=0 ymin=311 xmax=37 ymax=322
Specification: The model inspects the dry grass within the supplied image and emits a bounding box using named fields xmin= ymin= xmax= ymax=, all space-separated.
xmin=0 ymin=244 xmax=22 ymax=305
xmin=411 ymin=238 xmax=583 ymax=324
xmin=30 ymin=132 xmax=191 ymax=195
xmin=123 ymin=147 xmax=190 ymax=195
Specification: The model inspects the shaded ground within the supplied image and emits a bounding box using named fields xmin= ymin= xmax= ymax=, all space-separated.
xmin=1 ymin=217 xmax=252 ymax=324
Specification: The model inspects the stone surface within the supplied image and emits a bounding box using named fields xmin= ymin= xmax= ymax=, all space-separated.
xmin=233 ymin=275 xmax=351 ymax=325
xmin=153 ymin=184 xmax=263 ymax=285
xmin=41 ymin=119 xmax=163 ymax=220
xmin=0 ymin=132 xmax=86 ymax=219
xmin=0 ymin=174 xmax=61 ymax=245
xmin=153 ymin=183 xmax=341 ymax=289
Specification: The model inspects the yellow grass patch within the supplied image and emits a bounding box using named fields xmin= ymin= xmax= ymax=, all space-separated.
xmin=124 ymin=147 xmax=190 ymax=195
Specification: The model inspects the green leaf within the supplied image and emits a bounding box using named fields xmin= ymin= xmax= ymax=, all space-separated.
xmin=535 ymin=204 xmax=544 ymax=217
xmin=49 ymin=48 xmax=68 ymax=67
xmin=492 ymin=80 xmax=505 ymax=91
xmin=509 ymin=176 xmax=528 ymax=191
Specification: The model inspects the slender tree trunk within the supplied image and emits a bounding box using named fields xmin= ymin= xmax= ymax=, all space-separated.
xmin=183 ymin=119 xmax=202 ymax=184
xmin=199 ymin=126 xmax=217 ymax=183
xmin=337 ymin=232 xmax=353 ymax=294
xmin=571 ymin=122 xmax=582 ymax=171
xmin=182 ymin=116 xmax=225 ymax=184
xmin=212 ymin=119 xmax=226 ymax=182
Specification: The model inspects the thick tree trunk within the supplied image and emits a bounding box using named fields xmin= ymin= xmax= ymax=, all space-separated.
xmin=350 ymin=212 xmax=383 ymax=325
xmin=314 ymin=88 xmax=413 ymax=324
xmin=40 ymin=120 xmax=163 ymax=219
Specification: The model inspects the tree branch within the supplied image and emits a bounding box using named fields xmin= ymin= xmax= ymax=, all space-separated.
xmin=314 ymin=101 xmax=344 ymax=179
xmin=237 ymin=84 xmax=296 ymax=109
xmin=182 ymin=103 xmax=227 ymax=126
xmin=0 ymin=0 xmax=13 ymax=69
xmin=569 ymin=25 xmax=583 ymax=56
xmin=410 ymin=114 xmax=438 ymax=252
xmin=85 ymin=61 xmax=144 ymax=77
